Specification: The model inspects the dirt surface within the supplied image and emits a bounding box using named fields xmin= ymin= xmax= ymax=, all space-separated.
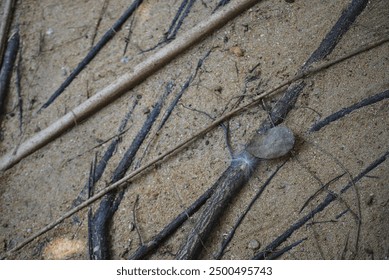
xmin=0 ymin=0 xmax=388 ymax=260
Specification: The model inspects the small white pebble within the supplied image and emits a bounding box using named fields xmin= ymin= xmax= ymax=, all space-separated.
xmin=248 ymin=239 xmax=260 ymax=250
xmin=46 ymin=28 xmax=54 ymax=36
xmin=121 ymin=56 xmax=130 ymax=64
xmin=61 ymin=66 xmax=68 ymax=76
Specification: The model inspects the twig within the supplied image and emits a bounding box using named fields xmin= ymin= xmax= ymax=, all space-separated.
xmin=64 ymin=126 xmax=131 ymax=165
xmin=136 ymin=51 xmax=214 ymax=165
xmin=0 ymin=28 xmax=19 ymax=115
xmin=136 ymin=81 xmax=175 ymax=165
xmin=220 ymin=69 xmax=263 ymax=116
xmin=72 ymin=97 xmax=138 ymax=218
xmin=115 ymin=90 xmax=170 ymax=183
xmin=165 ymin=0 xmax=197 ymax=41
xmin=310 ymin=219 xmax=327 ymax=259
xmin=0 ymin=0 xmax=16 ymax=67
xmin=129 ymin=183 xmax=217 ymax=259
xmin=132 ymin=194 xmax=143 ymax=245
xmin=299 ymin=172 xmax=346 ymax=213
xmin=263 ymin=237 xmax=307 ymax=260
xmin=143 ymin=0 xmax=197 ymax=52
xmin=213 ymin=0 xmax=231 ymax=13
xmin=253 ymin=151 xmax=389 ymax=260
xmin=335 ymin=209 xmax=349 ymax=220
xmin=306 ymin=220 xmax=337 ymax=226
xmin=87 ymin=154 xmax=97 ymax=259
xmin=39 ymin=0 xmax=144 ymax=110
xmin=310 ymin=89 xmax=389 ymax=132
xmin=213 ymin=162 xmax=286 ymax=259
xmin=0 ymin=0 xmax=262 ymax=171
xmin=15 ymin=43 xmax=22 ymax=134
xmin=123 ymin=6 xmax=136 ymax=55
xmin=87 ymin=207 xmax=93 ymax=259
xmin=155 ymin=48 xmax=212 ymax=132
xmin=173 ymin=151 xmax=261 ymax=259
xmin=302 ymin=0 xmax=369 ymax=70
xmin=309 ymin=142 xmax=362 ymax=256
xmin=90 ymin=0 xmax=110 ymax=47
xmin=89 ymin=87 xmax=170 ymax=259
xmin=180 ymin=103 xmax=232 ymax=153
xmin=340 ymin=232 xmax=350 ymax=259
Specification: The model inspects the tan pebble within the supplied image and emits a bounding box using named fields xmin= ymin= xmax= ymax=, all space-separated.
xmin=43 ymin=237 xmax=84 ymax=259
xmin=230 ymin=46 xmax=244 ymax=57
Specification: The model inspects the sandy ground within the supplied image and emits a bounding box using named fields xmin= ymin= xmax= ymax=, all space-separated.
xmin=0 ymin=0 xmax=388 ymax=260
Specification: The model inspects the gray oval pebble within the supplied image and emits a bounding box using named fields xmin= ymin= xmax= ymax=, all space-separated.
xmin=248 ymin=239 xmax=261 ymax=250
xmin=246 ymin=126 xmax=295 ymax=159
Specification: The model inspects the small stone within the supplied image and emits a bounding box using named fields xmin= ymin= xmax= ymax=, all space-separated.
xmin=61 ymin=66 xmax=68 ymax=76
xmin=248 ymin=239 xmax=260 ymax=250
xmin=246 ymin=126 xmax=295 ymax=159
xmin=230 ymin=46 xmax=244 ymax=57
xmin=46 ymin=28 xmax=54 ymax=36
xmin=213 ymin=85 xmax=223 ymax=93
xmin=43 ymin=238 xmax=84 ymax=259
xmin=129 ymin=222 xmax=135 ymax=231
xmin=121 ymin=56 xmax=130 ymax=64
